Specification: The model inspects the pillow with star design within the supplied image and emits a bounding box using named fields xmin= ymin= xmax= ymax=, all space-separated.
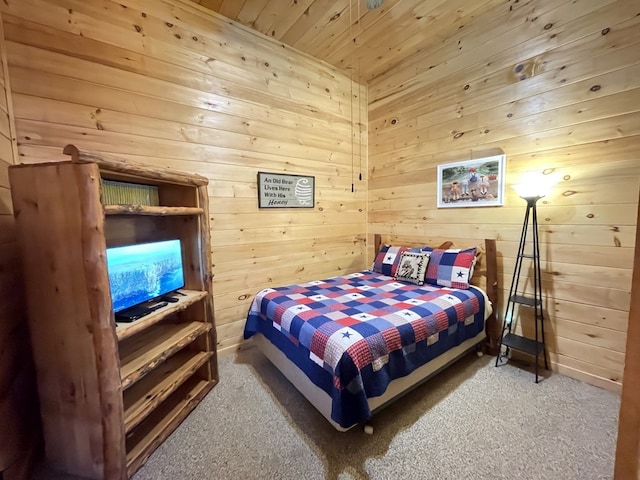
xmin=424 ymin=247 xmax=477 ymax=289
xmin=371 ymin=244 xmax=423 ymax=277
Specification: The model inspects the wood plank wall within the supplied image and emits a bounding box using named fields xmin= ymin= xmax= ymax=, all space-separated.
xmin=368 ymin=0 xmax=640 ymax=391
xmin=0 ymin=10 xmax=40 ymax=480
xmin=0 ymin=0 xmax=367 ymax=359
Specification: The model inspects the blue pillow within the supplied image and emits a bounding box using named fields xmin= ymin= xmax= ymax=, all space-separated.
xmin=372 ymin=245 xmax=422 ymax=277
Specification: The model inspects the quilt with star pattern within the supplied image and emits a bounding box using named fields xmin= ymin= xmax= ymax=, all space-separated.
xmin=244 ymin=270 xmax=486 ymax=428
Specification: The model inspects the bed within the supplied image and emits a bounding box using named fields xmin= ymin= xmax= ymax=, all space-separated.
xmin=244 ymin=235 xmax=499 ymax=431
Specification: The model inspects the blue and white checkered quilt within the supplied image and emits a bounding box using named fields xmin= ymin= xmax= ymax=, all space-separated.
xmin=244 ymin=271 xmax=486 ymax=428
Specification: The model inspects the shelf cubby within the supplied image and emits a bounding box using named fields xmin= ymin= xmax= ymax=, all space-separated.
xmin=120 ymin=322 xmax=212 ymax=391
xmin=125 ymin=376 xmax=213 ymax=478
xmin=123 ymin=350 xmax=213 ymax=433
xmin=116 ymin=290 xmax=208 ymax=341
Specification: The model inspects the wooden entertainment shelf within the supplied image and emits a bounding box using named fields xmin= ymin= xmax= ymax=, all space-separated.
xmin=116 ymin=289 xmax=208 ymax=341
xmin=9 ymin=145 xmax=218 ymax=479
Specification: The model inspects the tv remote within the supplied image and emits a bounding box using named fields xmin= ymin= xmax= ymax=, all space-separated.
xmin=148 ymin=301 xmax=168 ymax=311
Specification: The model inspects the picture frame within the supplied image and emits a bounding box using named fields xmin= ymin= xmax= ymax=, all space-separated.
xmin=437 ymin=154 xmax=506 ymax=208
xmin=258 ymin=171 xmax=315 ymax=208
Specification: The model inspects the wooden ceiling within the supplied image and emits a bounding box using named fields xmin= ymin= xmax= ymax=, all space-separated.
xmin=191 ymin=0 xmax=503 ymax=82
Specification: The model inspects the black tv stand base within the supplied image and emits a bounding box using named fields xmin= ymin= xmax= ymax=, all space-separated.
xmin=115 ymin=301 xmax=168 ymax=322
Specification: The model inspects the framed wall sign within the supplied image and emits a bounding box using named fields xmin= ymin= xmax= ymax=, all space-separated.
xmin=437 ymin=154 xmax=506 ymax=208
xmin=258 ymin=172 xmax=315 ymax=208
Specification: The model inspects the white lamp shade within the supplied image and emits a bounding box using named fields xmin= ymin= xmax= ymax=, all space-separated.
xmin=512 ymin=172 xmax=556 ymax=199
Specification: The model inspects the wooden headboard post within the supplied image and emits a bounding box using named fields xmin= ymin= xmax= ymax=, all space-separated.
xmin=372 ymin=234 xmax=500 ymax=356
xmin=483 ymin=238 xmax=500 ymax=356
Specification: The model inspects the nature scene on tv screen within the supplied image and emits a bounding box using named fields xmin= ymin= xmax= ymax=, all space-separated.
xmin=106 ymin=239 xmax=184 ymax=312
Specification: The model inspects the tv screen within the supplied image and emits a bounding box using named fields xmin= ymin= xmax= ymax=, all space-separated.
xmin=106 ymin=239 xmax=185 ymax=313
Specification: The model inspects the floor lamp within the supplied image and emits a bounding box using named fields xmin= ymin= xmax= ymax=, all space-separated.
xmin=496 ymin=185 xmax=550 ymax=383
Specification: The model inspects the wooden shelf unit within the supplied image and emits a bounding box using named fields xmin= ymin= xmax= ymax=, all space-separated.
xmin=9 ymin=145 xmax=218 ymax=480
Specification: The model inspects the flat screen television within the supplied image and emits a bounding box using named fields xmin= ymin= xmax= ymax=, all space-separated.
xmin=106 ymin=239 xmax=185 ymax=313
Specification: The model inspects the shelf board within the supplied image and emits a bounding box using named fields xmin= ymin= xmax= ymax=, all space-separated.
xmin=510 ymin=294 xmax=541 ymax=307
xmin=126 ymin=377 xmax=213 ymax=477
xmin=116 ymin=290 xmax=208 ymax=341
xmin=120 ymin=321 xmax=212 ymax=390
xmin=502 ymin=333 xmax=545 ymax=356
xmin=123 ymin=350 xmax=212 ymax=434
xmin=104 ymin=204 xmax=204 ymax=216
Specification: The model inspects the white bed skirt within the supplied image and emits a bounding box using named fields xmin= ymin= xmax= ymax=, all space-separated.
xmin=252 ymin=329 xmax=486 ymax=431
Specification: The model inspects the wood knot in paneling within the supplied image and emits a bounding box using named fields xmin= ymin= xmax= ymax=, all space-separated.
xmin=511 ymin=60 xmax=538 ymax=81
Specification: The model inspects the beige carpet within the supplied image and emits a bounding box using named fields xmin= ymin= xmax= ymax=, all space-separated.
xmin=132 ymin=347 xmax=620 ymax=480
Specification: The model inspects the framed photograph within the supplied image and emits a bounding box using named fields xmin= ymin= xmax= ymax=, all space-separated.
xmin=437 ymin=154 xmax=506 ymax=208
xmin=258 ymin=172 xmax=315 ymax=208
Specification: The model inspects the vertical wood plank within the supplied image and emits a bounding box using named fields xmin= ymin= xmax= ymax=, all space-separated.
xmin=0 ymin=13 xmax=18 ymax=163
xmin=9 ymin=162 xmax=126 ymax=480
xmin=614 ymin=190 xmax=640 ymax=479
xmin=198 ymin=183 xmax=218 ymax=383
xmin=0 ymin=7 xmax=38 ymax=480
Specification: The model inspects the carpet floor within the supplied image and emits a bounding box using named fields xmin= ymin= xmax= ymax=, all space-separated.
xmin=132 ymin=347 xmax=620 ymax=480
